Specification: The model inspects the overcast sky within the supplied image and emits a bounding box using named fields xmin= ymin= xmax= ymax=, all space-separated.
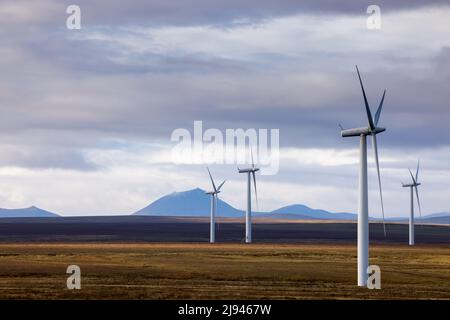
xmin=0 ymin=0 xmax=449 ymax=216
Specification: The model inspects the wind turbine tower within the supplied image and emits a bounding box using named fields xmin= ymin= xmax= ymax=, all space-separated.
xmin=402 ymin=161 xmax=422 ymax=246
xmin=340 ymin=66 xmax=387 ymax=287
xmin=238 ymin=150 xmax=259 ymax=243
xmin=205 ymin=167 xmax=226 ymax=244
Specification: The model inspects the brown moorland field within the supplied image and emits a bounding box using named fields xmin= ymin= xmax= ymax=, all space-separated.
xmin=0 ymin=243 xmax=448 ymax=300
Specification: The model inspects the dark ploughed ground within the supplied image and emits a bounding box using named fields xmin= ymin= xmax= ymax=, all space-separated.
xmin=0 ymin=216 xmax=448 ymax=244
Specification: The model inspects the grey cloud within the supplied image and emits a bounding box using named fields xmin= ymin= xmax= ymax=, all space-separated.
xmin=47 ymin=42 xmax=250 ymax=75
xmin=0 ymin=1 xmax=449 ymax=168
xmin=1 ymin=60 xmax=449 ymax=153
xmin=435 ymin=46 xmax=450 ymax=81
xmin=0 ymin=144 xmax=96 ymax=170
xmin=2 ymin=0 xmax=450 ymax=31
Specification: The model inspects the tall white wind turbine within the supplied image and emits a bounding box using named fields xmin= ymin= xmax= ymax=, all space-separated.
xmin=238 ymin=149 xmax=259 ymax=243
xmin=341 ymin=65 xmax=387 ymax=287
xmin=402 ymin=161 xmax=422 ymax=246
xmin=205 ymin=167 xmax=226 ymax=244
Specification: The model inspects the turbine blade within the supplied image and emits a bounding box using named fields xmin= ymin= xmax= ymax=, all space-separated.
xmin=415 ymin=160 xmax=420 ymax=182
xmin=252 ymin=171 xmax=259 ymax=211
xmin=372 ymin=134 xmax=386 ymax=237
xmin=251 ymin=147 xmax=255 ymax=169
xmin=206 ymin=167 xmax=217 ymax=192
xmin=374 ymin=90 xmax=386 ymax=126
xmin=356 ymin=65 xmax=375 ymax=130
xmin=408 ymin=168 xmax=417 ymax=184
xmin=414 ymin=186 xmax=422 ymax=219
xmin=217 ymin=180 xmax=226 ymax=191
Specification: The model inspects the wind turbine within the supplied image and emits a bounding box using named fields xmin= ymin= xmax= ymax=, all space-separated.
xmin=238 ymin=149 xmax=259 ymax=243
xmin=341 ymin=65 xmax=387 ymax=287
xmin=402 ymin=161 xmax=422 ymax=246
xmin=205 ymin=167 xmax=226 ymax=244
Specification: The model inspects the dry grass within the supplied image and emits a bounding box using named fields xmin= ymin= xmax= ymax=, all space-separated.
xmin=0 ymin=243 xmax=448 ymax=299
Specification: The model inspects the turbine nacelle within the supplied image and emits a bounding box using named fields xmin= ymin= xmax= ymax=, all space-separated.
xmin=402 ymin=182 xmax=421 ymax=188
xmin=341 ymin=126 xmax=386 ymax=137
xmin=205 ymin=190 xmax=221 ymax=195
xmin=238 ymin=167 xmax=260 ymax=174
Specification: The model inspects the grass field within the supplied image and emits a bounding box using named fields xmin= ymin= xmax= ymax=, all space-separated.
xmin=0 ymin=243 xmax=449 ymax=299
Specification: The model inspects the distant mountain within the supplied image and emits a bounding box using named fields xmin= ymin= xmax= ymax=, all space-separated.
xmin=269 ymin=204 xmax=357 ymax=220
xmin=391 ymin=212 xmax=450 ymax=225
xmin=133 ymin=188 xmax=449 ymax=224
xmin=133 ymin=188 xmax=243 ymax=217
xmin=133 ymin=189 xmax=356 ymax=220
xmin=419 ymin=216 xmax=450 ymax=225
xmin=0 ymin=206 xmax=59 ymax=218
xmin=421 ymin=212 xmax=450 ymax=219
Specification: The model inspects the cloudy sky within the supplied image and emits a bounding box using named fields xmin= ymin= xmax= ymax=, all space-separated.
xmin=0 ymin=0 xmax=449 ymax=216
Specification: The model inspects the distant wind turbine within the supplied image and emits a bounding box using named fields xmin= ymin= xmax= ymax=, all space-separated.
xmin=238 ymin=149 xmax=259 ymax=243
xmin=205 ymin=167 xmax=226 ymax=244
xmin=402 ymin=161 xmax=422 ymax=246
xmin=340 ymin=65 xmax=387 ymax=287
